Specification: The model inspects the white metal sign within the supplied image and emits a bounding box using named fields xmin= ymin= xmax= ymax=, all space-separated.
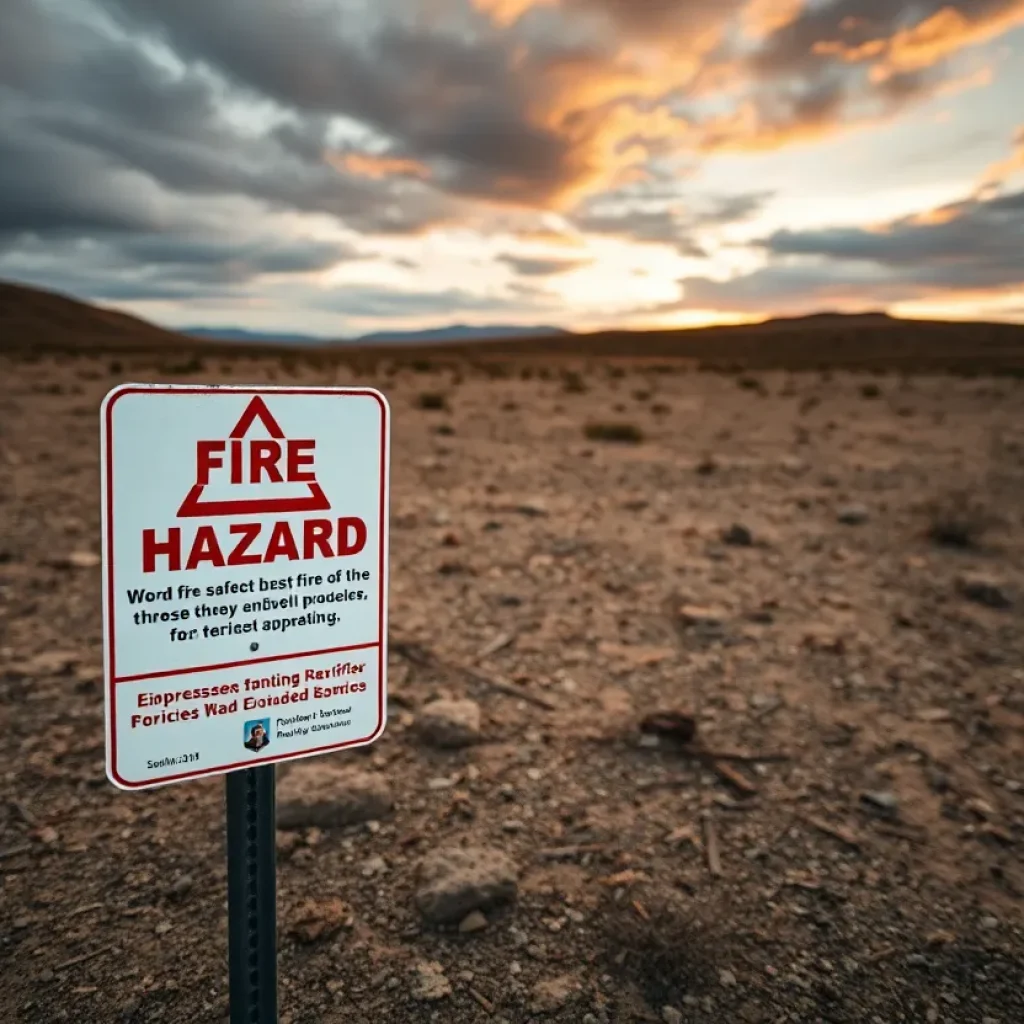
xmin=100 ymin=384 xmax=390 ymax=789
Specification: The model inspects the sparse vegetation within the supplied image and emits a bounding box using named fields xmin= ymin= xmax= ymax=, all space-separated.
xmin=160 ymin=355 xmax=205 ymax=375
xmin=924 ymin=487 xmax=997 ymax=549
xmin=416 ymin=392 xmax=449 ymax=411
xmin=599 ymin=887 xmax=717 ymax=1007
xmin=584 ymin=421 xmax=644 ymax=444
xmin=860 ymin=382 xmax=881 ymax=398
xmin=560 ymin=368 xmax=587 ymax=393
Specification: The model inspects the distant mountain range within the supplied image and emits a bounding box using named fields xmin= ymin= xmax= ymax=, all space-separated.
xmin=183 ymin=324 xmax=572 ymax=345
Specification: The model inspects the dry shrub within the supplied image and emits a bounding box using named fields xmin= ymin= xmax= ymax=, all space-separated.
xmin=598 ymin=885 xmax=718 ymax=1007
xmin=860 ymin=382 xmax=881 ymax=398
xmin=416 ymin=392 xmax=449 ymax=411
xmin=585 ymin=421 xmax=644 ymax=444
xmin=561 ymin=369 xmax=587 ymax=393
xmin=161 ymin=355 xmax=204 ymax=375
xmin=924 ymin=488 xmax=998 ymax=549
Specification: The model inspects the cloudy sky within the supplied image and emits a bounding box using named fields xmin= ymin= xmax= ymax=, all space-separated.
xmin=2 ymin=0 xmax=1023 ymax=337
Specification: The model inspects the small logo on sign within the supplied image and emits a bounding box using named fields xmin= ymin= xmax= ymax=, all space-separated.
xmin=243 ymin=718 xmax=271 ymax=752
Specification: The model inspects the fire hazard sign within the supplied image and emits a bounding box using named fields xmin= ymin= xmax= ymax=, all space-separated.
xmin=100 ymin=384 xmax=390 ymax=790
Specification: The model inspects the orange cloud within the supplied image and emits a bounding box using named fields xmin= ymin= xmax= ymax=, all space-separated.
xmin=977 ymin=125 xmax=1024 ymax=188
xmin=742 ymin=0 xmax=806 ymax=38
xmin=812 ymin=3 xmax=1024 ymax=80
xmin=330 ymin=152 xmax=431 ymax=181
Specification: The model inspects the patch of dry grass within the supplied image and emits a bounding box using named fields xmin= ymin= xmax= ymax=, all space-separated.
xmin=584 ymin=421 xmax=645 ymax=444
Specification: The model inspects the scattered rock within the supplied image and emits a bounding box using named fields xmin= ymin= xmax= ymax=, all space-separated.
xmin=286 ymin=898 xmax=353 ymax=943
xmin=50 ymin=550 xmax=101 ymax=569
xmin=416 ymin=698 xmax=482 ymax=748
xmin=530 ymin=975 xmax=579 ymax=1015
xmin=411 ymin=961 xmax=452 ymax=1001
xmin=662 ymin=1008 xmax=684 ymax=1024
xmin=167 ymin=875 xmax=194 ymax=900
xmin=721 ymin=523 xmax=753 ymax=546
xmin=458 ymin=910 xmax=488 ymax=934
xmin=719 ymin=968 xmax=738 ymax=987
xmin=415 ymin=845 xmax=518 ymax=925
xmin=837 ymin=504 xmax=870 ymax=525
xmin=639 ymin=711 xmax=697 ymax=744
xmin=914 ymin=707 xmax=952 ymax=723
xmin=276 ymin=764 xmax=393 ymax=830
xmin=957 ymin=574 xmax=1012 ymax=610
xmin=11 ymin=651 xmax=80 ymax=678
xmin=861 ymin=791 xmax=900 ymax=817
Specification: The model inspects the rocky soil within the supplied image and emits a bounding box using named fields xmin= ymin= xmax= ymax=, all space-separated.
xmin=1 ymin=351 xmax=1023 ymax=1023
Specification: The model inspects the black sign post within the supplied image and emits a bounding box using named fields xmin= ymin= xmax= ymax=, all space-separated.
xmin=226 ymin=765 xmax=278 ymax=1024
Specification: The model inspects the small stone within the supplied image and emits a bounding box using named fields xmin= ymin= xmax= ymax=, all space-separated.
xmin=906 ymin=953 xmax=928 ymax=967
xmin=361 ymin=855 xmax=388 ymax=877
xmin=719 ymin=968 xmax=737 ymax=987
xmin=530 ymin=975 xmax=579 ymax=1014
xmin=167 ymin=875 xmax=193 ymax=899
xmin=981 ymin=916 xmax=999 ymax=929
xmin=459 ymin=910 xmax=488 ymax=934
xmin=58 ymin=551 xmax=101 ymax=569
xmin=958 ymin=575 xmax=1012 ymax=610
xmin=677 ymin=605 xmax=728 ymax=629
xmin=860 ymin=791 xmax=899 ymax=816
xmin=721 ymin=523 xmax=753 ymax=546
xmin=415 ymin=845 xmax=518 ymax=925
xmin=286 ymin=898 xmax=353 ymax=943
xmin=276 ymin=764 xmax=392 ymax=830
xmin=411 ymin=961 xmax=451 ymax=1001
xmin=837 ymin=504 xmax=869 ymax=525
xmin=662 ymin=1008 xmax=684 ymax=1024
xmin=416 ymin=699 xmax=482 ymax=748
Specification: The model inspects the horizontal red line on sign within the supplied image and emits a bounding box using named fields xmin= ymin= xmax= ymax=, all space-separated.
xmin=113 ymin=640 xmax=382 ymax=684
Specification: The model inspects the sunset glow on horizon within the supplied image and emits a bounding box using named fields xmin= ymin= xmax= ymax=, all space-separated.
xmin=2 ymin=0 xmax=1023 ymax=338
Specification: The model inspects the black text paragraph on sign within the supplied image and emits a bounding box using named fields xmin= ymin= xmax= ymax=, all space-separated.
xmin=124 ymin=569 xmax=373 ymax=643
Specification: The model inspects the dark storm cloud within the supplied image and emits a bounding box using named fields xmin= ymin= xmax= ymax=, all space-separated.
xmin=0 ymin=229 xmax=358 ymax=304
xmin=0 ymin=1 xmax=459 ymax=242
xmin=497 ymin=254 xmax=590 ymax=276
xmin=569 ymin=191 xmax=773 ymax=257
xmin=761 ymin=190 xmax=1024 ymax=284
xmin=665 ymin=185 xmax=1024 ymax=313
xmin=564 ymin=0 xmax=746 ymax=39
xmin=88 ymin=0 xmax=587 ymax=204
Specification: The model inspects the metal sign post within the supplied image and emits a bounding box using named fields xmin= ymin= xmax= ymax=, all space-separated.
xmin=226 ymin=765 xmax=278 ymax=1024
xmin=100 ymin=383 xmax=390 ymax=1022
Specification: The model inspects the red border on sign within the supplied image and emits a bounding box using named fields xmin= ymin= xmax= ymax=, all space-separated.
xmin=103 ymin=386 xmax=389 ymax=789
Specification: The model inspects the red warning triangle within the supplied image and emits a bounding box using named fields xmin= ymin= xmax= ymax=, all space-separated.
xmin=177 ymin=396 xmax=331 ymax=518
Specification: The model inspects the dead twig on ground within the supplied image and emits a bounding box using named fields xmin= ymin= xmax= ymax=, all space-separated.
xmin=711 ymin=760 xmax=759 ymax=796
xmin=54 ymin=945 xmax=118 ymax=972
xmin=475 ymin=631 xmax=516 ymax=660
xmin=702 ymin=812 xmax=723 ymax=877
xmin=801 ymin=814 xmax=862 ymax=850
xmin=10 ymin=800 xmax=38 ymax=827
xmin=392 ymin=637 xmax=556 ymax=711
xmin=468 ymin=988 xmax=495 ymax=1013
xmin=537 ymin=844 xmax=607 ymax=861
xmin=0 ymin=843 xmax=32 ymax=861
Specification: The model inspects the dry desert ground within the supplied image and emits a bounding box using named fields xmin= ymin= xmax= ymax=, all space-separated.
xmin=1 ymin=347 xmax=1024 ymax=1024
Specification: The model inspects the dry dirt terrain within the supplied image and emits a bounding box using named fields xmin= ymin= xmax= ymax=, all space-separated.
xmin=2 ymin=347 xmax=1024 ymax=1024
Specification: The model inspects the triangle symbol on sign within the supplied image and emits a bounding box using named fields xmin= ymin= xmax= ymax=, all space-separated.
xmin=176 ymin=396 xmax=331 ymax=518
